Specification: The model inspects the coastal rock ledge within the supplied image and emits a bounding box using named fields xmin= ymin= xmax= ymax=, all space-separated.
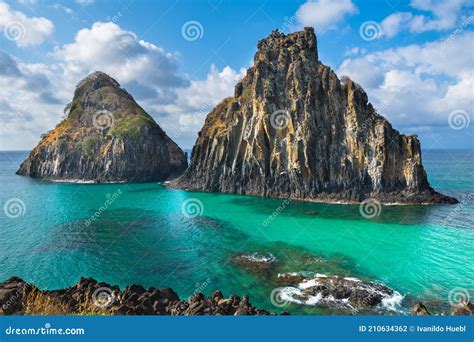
xmin=0 ymin=277 xmax=284 ymax=316
xmin=172 ymin=28 xmax=456 ymax=204
xmin=17 ymin=72 xmax=187 ymax=183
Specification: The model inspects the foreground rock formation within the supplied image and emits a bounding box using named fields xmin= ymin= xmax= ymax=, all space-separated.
xmin=17 ymin=72 xmax=187 ymax=183
xmin=1 ymin=277 xmax=469 ymax=316
xmin=0 ymin=277 xmax=281 ymax=316
xmin=173 ymin=28 xmax=456 ymax=204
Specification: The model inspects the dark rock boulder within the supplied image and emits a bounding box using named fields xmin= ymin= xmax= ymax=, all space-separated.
xmin=274 ymin=274 xmax=402 ymax=311
xmin=0 ymin=277 xmax=278 ymax=316
xmin=411 ymin=302 xmax=430 ymax=315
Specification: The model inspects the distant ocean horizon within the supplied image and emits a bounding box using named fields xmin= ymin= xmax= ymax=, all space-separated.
xmin=0 ymin=149 xmax=472 ymax=315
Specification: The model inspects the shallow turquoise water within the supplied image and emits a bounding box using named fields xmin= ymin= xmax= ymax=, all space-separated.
xmin=0 ymin=150 xmax=472 ymax=314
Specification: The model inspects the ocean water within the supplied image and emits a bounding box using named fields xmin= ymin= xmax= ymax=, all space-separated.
xmin=0 ymin=150 xmax=472 ymax=315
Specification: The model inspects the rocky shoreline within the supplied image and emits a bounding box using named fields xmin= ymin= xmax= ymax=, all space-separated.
xmin=0 ymin=277 xmax=285 ymax=316
xmin=1 ymin=276 xmax=471 ymax=316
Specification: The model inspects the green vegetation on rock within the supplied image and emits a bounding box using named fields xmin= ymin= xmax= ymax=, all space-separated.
xmin=108 ymin=112 xmax=155 ymax=141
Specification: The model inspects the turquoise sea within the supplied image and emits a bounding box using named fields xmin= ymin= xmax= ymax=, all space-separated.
xmin=0 ymin=150 xmax=473 ymax=315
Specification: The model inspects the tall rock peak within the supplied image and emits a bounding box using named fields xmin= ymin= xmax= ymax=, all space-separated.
xmin=173 ymin=29 xmax=456 ymax=204
xmin=17 ymin=71 xmax=187 ymax=183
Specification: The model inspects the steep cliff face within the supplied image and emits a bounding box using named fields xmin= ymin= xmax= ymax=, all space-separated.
xmin=173 ymin=28 xmax=456 ymax=204
xmin=17 ymin=72 xmax=187 ymax=183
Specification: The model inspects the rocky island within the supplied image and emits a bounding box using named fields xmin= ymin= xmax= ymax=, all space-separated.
xmin=17 ymin=72 xmax=187 ymax=183
xmin=172 ymin=28 xmax=457 ymax=204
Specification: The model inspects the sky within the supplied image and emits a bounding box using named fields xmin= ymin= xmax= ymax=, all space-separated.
xmin=0 ymin=0 xmax=473 ymax=150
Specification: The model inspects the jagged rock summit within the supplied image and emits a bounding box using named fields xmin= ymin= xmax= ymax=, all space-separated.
xmin=17 ymin=71 xmax=187 ymax=183
xmin=173 ymin=28 xmax=456 ymax=204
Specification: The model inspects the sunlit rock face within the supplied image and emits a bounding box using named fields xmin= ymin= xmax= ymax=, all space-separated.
xmin=17 ymin=71 xmax=187 ymax=183
xmin=173 ymin=28 xmax=456 ymax=204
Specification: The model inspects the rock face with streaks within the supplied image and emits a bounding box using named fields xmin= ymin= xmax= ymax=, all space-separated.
xmin=17 ymin=71 xmax=187 ymax=183
xmin=173 ymin=28 xmax=456 ymax=204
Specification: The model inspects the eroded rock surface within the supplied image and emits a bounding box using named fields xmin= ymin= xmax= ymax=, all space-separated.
xmin=173 ymin=28 xmax=456 ymax=204
xmin=0 ymin=277 xmax=281 ymax=316
xmin=17 ymin=72 xmax=187 ymax=183
xmin=275 ymin=274 xmax=402 ymax=311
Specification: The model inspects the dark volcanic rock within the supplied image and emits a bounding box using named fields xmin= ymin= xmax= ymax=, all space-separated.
xmin=231 ymin=252 xmax=277 ymax=274
xmin=276 ymin=274 xmax=401 ymax=311
xmin=451 ymin=299 xmax=474 ymax=316
xmin=411 ymin=302 xmax=430 ymax=315
xmin=172 ymin=28 xmax=456 ymax=204
xmin=17 ymin=71 xmax=187 ymax=183
xmin=0 ymin=277 xmax=277 ymax=316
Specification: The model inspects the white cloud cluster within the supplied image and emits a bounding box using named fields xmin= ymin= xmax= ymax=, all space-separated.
xmin=53 ymin=22 xmax=188 ymax=100
xmin=156 ymin=65 xmax=245 ymax=147
xmin=75 ymin=0 xmax=95 ymax=5
xmin=0 ymin=1 xmax=54 ymax=47
xmin=0 ymin=51 xmax=61 ymax=149
xmin=296 ymin=0 xmax=358 ymax=32
xmin=380 ymin=0 xmax=473 ymax=38
xmin=337 ymin=31 xmax=473 ymax=136
xmin=0 ymin=18 xmax=243 ymax=150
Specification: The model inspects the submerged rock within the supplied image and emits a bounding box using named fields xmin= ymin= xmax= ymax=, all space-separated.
xmin=231 ymin=252 xmax=277 ymax=273
xmin=172 ymin=28 xmax=456 ymax=204
xmin=17 ymin=71 xmax=187 ymax=183
xmin=0 ymin=277 xmax=280 ymax=316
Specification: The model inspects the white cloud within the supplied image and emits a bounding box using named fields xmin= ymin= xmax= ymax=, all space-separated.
xmin=0 ymin=21 xmax=244 ymax=150
xmin=153 ymin=65 xmax=245 ymax=148
xmin=337 ymin=31 xmax=473 ymax=130
xmin=0 ymin=51 xmax=61 ymax=149
xmin=75 ymin=0 xmax=95 ymax=5
xmin=50 ymin=3 xmax=73 ymax=14
xmin=296 ymin=0 xmax=358 ymax=32
xmin=0 ymin=1 xmax=54 ymax=47
xmin=53 ymin=22 xmax=188 ymax=101
xmin=379 ymin=0 xmax=473 ymax=38
xmin=380 ymin=12 xmax=413 ymax=38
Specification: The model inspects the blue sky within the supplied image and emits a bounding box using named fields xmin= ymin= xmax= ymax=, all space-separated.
xmin=0 ymin=0 xmax=473 ymax=150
